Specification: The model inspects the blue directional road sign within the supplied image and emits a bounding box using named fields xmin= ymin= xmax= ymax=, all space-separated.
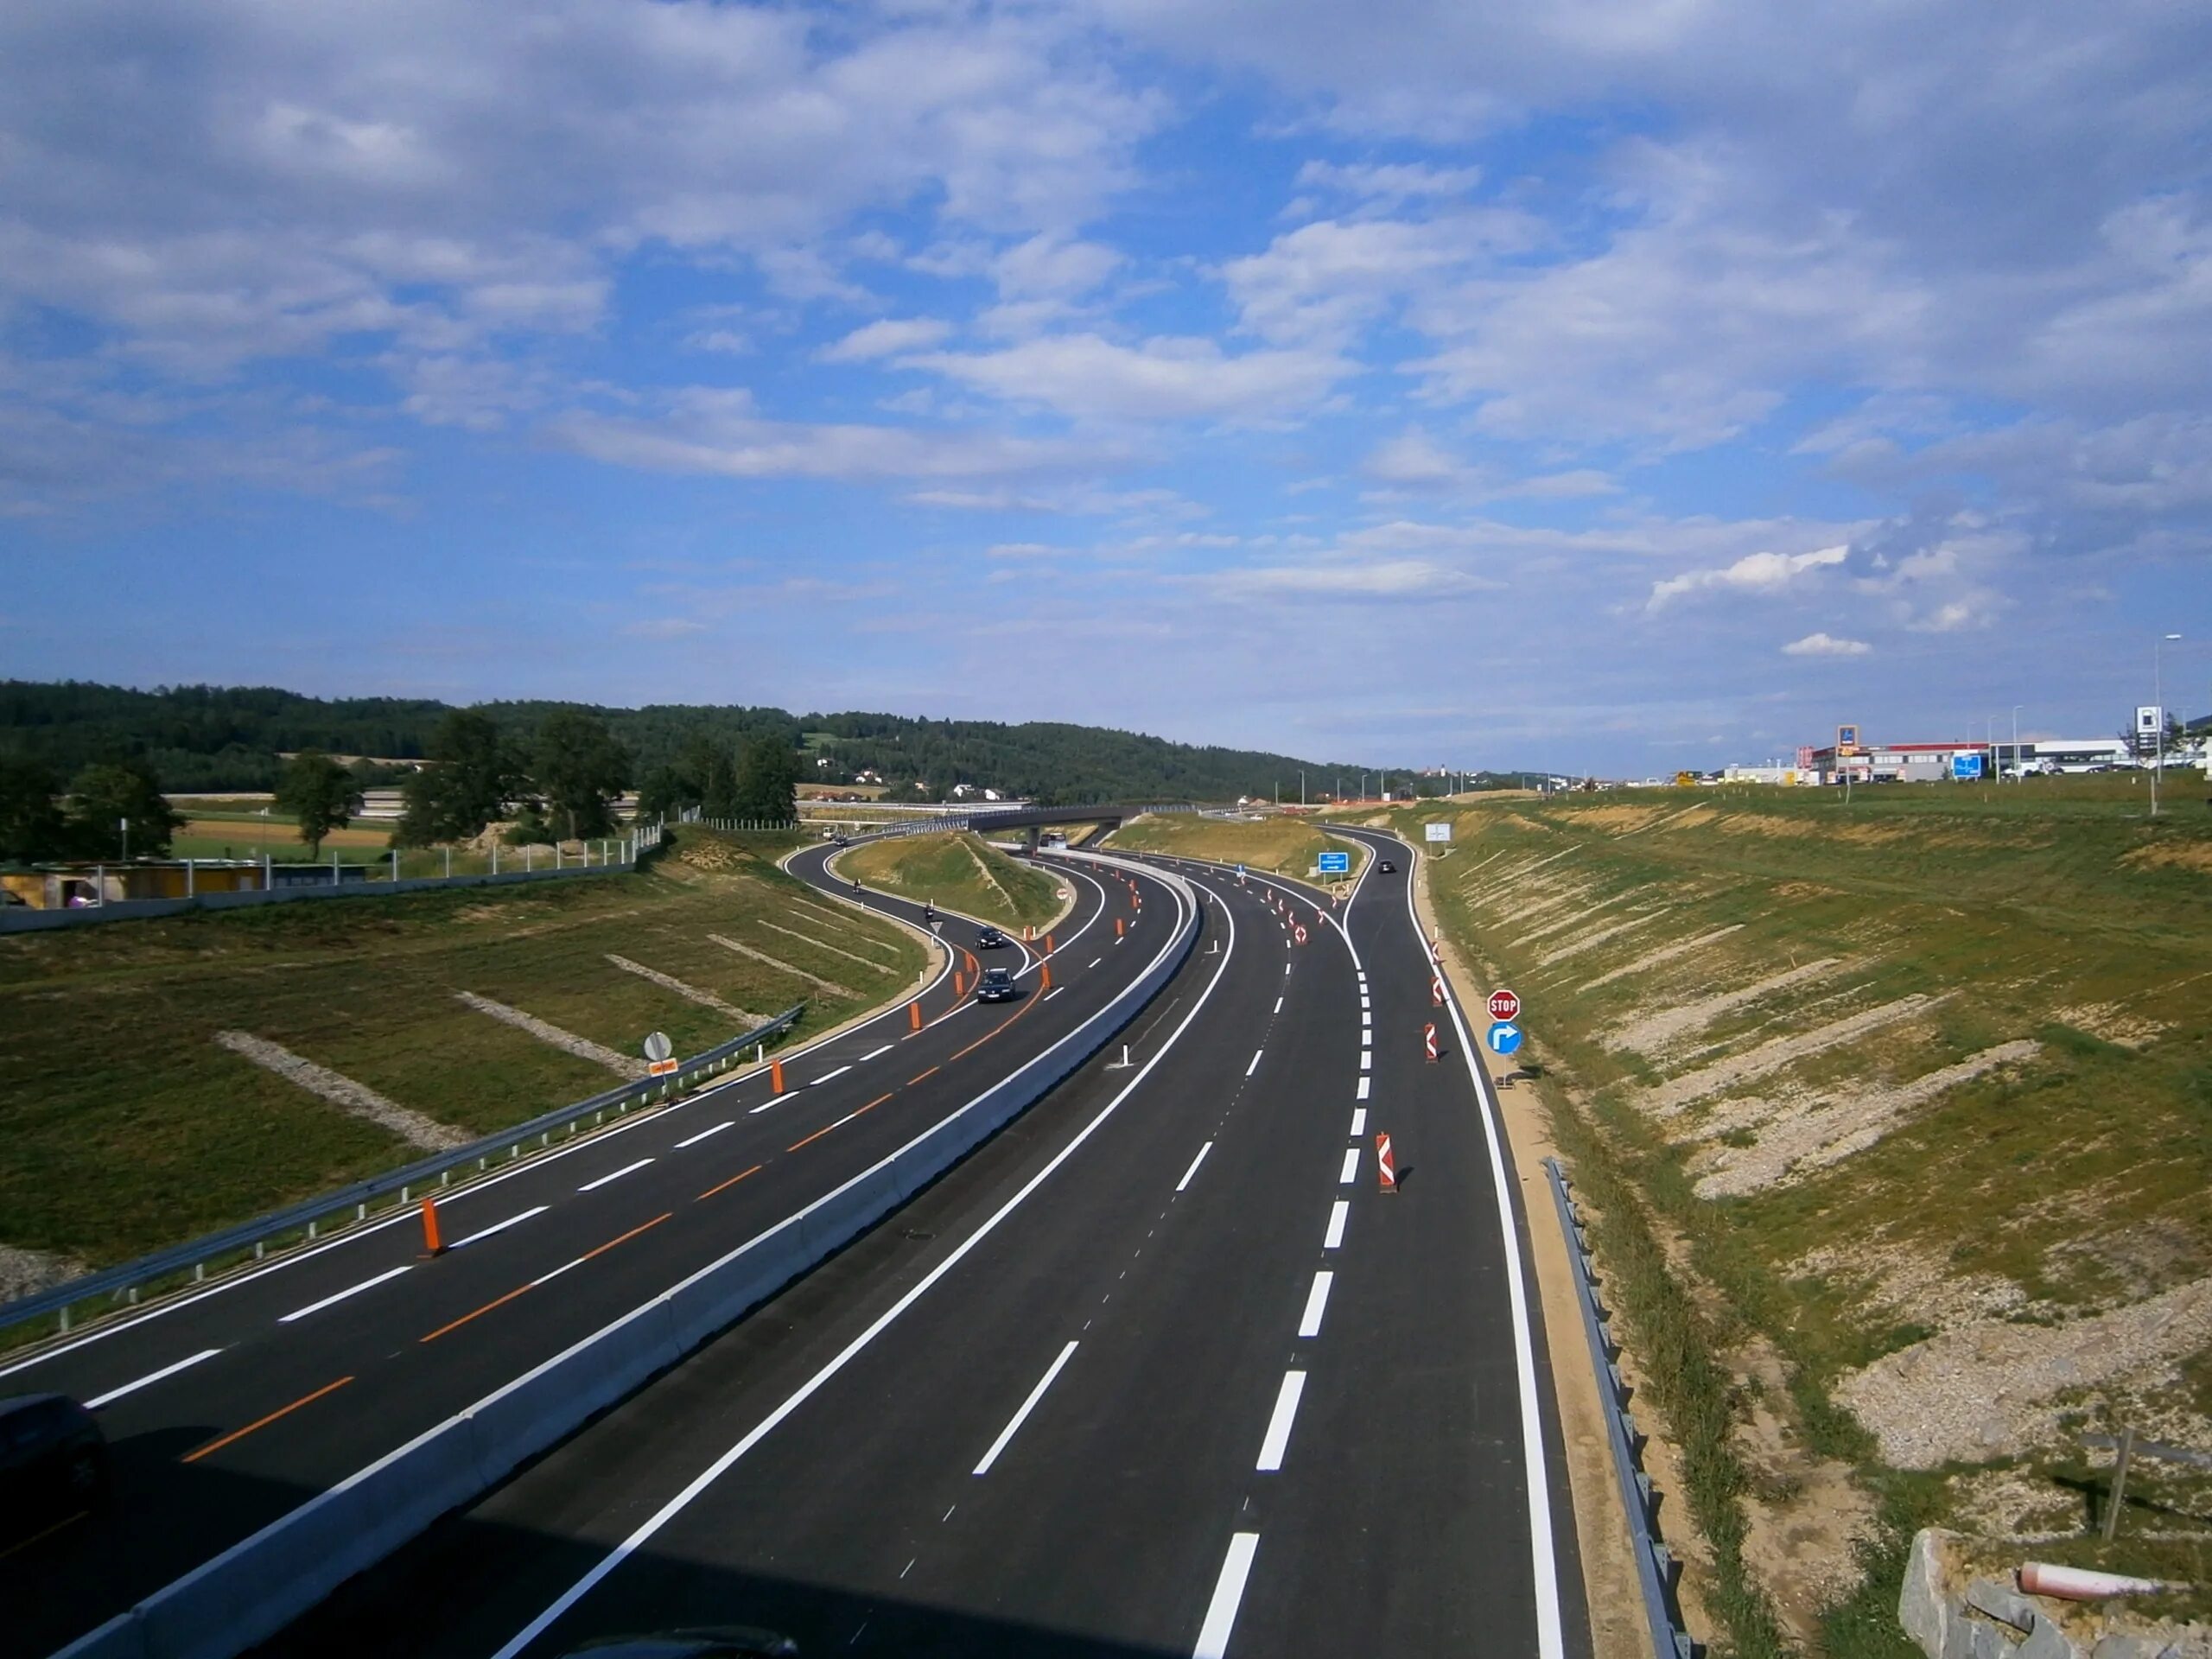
xmin=1951 ymin=752 xmax=1984 ymax=781
xmin=1486 ymin=1020 xmax=1524 ymax=1057
xmin=1318 ymin=850 xmax=1351 ymax=874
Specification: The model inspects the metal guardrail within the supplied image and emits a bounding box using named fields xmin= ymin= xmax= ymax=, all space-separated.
xmin=1544 ymin=1156 xmax=1698 ymax=1659
xmin=2 ymin=1003 xmax=807 ymax=1340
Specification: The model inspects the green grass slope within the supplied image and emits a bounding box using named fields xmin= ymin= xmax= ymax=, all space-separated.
xmin=835 ymin=832 xmax=1063 ymax=931
xmin=1104 ymin=812 xmax=1365 ymax=880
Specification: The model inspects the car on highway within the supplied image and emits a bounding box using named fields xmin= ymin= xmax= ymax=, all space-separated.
xmin=0 ymin=1394 xmax=109 ymax=1549
xmin=1377 ymin=858 xmax=1397 ymax=874
xmin=561 ymin=1630 xmax=800 ymax=1658
xmin=975 ymin=965 xmax=1020 ymax=1001
xmin=975 ymin=925 xmax=1008 ymax=948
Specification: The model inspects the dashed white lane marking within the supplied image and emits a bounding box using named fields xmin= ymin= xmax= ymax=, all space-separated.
xmin=1045 ymin=987 xmax=1064 ymax=1001
xmin=1360 ymin=1027 xmax=1371 ymax=1046
xmin=860 ymin=1043 xmax=894 ymax=1063
xmin=278 ymin=1263 xmax=413 ymax=1324
xmin=1273 ymin=996 xmax=1283 ymax=1014
xmin=1356 ymin=1077 xmax=1370 ymax=1100
xmin=973 ymin=1340 xmax=1079 ymax=1475
xmin=1176 ymin=1141 xmax=1213 ymax=1193
xmin=450 ymin=1205 xmax=550 ymax=1248
xmin=85 ymin=1347 xmax=222 ymax=1409
xmin=1349 ymin=1108 xmax=1366 ymax=1137
xmin=1361 ymin=1009 xmax=1371 ymax=1027
xmin=1298 ymin=1270 xmax=1335 ymax=1338
xmin=810 ymin=1065 xmax=853 ymax=1086
xmin=1245 ymin=1049 xmax=1263 ymax=1077
xmin=674 ymin=1122 xmax=734 ymax=1149
xmin=1193 ymin=1533 xmax=1261 ymax=1659
xmin=578 ymin=1157 xmax=654 ymax=1192
xmin=1359 ymin=1051 xmax=1372 ymax=1071
xmin=1255 ymin=1370 xmax=1307 ymax=1472
xmin=1338 ymin=1148 xmax=1360 ymax=1185
xmin=1089 ymin=957 xmax=1103 ymax=969
xmin=1360 ymin=996 xmax=1370 ymax=1011
xmin=1324 ymin=1200 xmax=1348 ymax=1250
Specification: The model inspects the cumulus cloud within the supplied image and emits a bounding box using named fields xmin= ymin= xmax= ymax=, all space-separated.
xmin=818 ymin=318 xmax=955 ymax=362
xmin=1782 ymin=632 xmax=1871 ymax=657
xmin=1648 ymin=544 xmax=1848 ymax=608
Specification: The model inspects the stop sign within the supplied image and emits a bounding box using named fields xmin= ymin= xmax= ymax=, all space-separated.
xmin=1488 ymin=988 xmax=1522 ymax=1021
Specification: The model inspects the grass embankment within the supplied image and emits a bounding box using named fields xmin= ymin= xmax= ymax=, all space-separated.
xmin=1390 ymin=779 xmax=2212 ymax=1655
xmin=0 ymin=827 xmax=927 ymax=1274
xmin=1104 ymin=812 xmax=1365 ymax=879
xmin=834 ymin=832 xmax=1063 ymax=932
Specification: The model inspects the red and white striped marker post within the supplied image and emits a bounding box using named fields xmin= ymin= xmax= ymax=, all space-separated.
xmin=1375 ymin=1132 xmax=1397 ymax=1194
xmin=1431 ymin=975 xmax=1445 ymax=1007
xmin=1422 ymin=1022 xmax=1439 ymax=1064
xmin=1294 ymin=924 xmax=1307 ymax=945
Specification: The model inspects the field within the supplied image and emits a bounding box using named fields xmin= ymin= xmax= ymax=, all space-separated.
xmin=1104 ymin=811 xmax=1367 ymax=880
xmin=833 ymin=832 xmax=1065 ymax=931
xmin=0 ymin=827 xmax=928 ymax=1283
xmin=1365 ymin=777 xmax=2212 ymax=1652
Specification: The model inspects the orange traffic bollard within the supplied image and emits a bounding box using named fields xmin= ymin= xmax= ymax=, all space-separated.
xmin=1130 ymin=891 xmax=1140 ymax=911
xmin=772 ymin=1058 xmax=786 ymax=1093
xmin=1376 ymin=1132 xmax=1397 ymax=1194
xmin=1040 ymin=962 xmax=1053 ymax=990
xmin=964 ymin=950 xmax=978 ymax=975
xmin=1116 ymin=918 xmax=1124 ymax=938
xmin=955 ymin=971 xmax=966 ymax=995
xmin=1046 ymin=933 xmax=1056 ymax=955
xmin=421 ymin=1196 xmax=446 ymax=1255
xmin=909 ymin=1000 xmax=922 ymax=1031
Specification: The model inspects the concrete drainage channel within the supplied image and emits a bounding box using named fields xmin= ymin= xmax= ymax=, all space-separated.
xmin=57 ymin=853 xmax=1201 ymax=1659
xmin=1545 ymin=1156 xmax=1698 ymax=1659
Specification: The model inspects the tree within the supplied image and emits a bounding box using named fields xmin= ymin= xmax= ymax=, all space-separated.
xmin=533 ymin=710 xmax=628 ymax=841
xmin=0 ymin=755 xmax=68 ymax=862
xmin=65 ymin=760 xmax=181 ymax=858
xmin=276 ymin=749 xmax=359 ymax=857
xmin=732 ymin=736 xmax=798 ymax=824
xmin=702 ymin=748 xmax=741 ymax=820
xmin=394 ymin=710 xmax=523 ymax=845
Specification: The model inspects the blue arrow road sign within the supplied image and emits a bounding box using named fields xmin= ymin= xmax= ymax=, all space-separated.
xmin=1318 ymin=851 xmax=1351 ymax=874
xmin=1486 ymin=1020 xmax=1523 ymax=1057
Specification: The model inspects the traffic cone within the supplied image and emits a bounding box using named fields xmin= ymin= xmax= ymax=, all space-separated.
xmin=421 ymin=1196 xmax=446 ymax=1255
xmin=909 ymin=1000 xmax=922 ymax=1032
xmin=772 ymin=1058 xmax=786 ymax=1093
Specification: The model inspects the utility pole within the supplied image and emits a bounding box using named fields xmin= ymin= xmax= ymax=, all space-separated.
xmin=120 ymin=817 xmax=130 ymax=861
xmin=1300 ymin=770 xmax=1306 ymax=807
xmin=2011 ymin=706 xmax=2022 ymax=779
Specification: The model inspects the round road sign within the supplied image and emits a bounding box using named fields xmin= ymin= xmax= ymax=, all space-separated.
xmin=642 ymin=1030 xmax=674 ymax=1063
xmin=1487 ymin=988 xmax=1522 ymax=1022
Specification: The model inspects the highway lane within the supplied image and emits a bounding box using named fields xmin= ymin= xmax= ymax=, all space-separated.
xmin=4 ymin=850 xmax=1179 ymax=1658
xmin=257 ymin=843 xmax=1586 ymax=1657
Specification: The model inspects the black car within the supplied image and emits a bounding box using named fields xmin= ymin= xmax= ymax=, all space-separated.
xmin=975 ymin=925 xmax=1008 ymax=948
xmin=1377 ymin=859 xmax=1397 ymax=874
xmin=0 ymin=1394 xmax=109 ymax=1548
xmin=975 ymin=966 xmax=1020 ymax=1001
xmin=562 ymin=1630 xmax=799 ymax=1659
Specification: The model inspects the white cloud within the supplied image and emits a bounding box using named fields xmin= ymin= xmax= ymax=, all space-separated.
xmin=1781 ymin=632 xmax=1871 ymax=657
xmin=905 ymin=333 xmax=1352 ymax=423
xmin=1294 ymin=160 xmax=1482 ymax=203
xmin=1203 ymin=556 xmax=1494 ymax=600
xmin=818 ymin=318 xmax=955 ymax=363
xmin=1648 ymin=544 xmax=1848 ymax=608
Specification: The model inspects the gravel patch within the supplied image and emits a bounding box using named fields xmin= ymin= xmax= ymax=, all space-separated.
xmin=1835 ymin=1275 xmax=2212 ymax=1468
xmin=213 ymin=1029 xmax=473 ymax=1149
xmin=761 ymin=918 xmax=896 ymax=973
xmin=1692 ymin=1040 xmax=2043 ymax=1198
xmin=1606 ymin=958 xmax=1846 ymax=1056
xmin=1577 ymin=925 xmax=1745 ymax=993
xmin=1642 ymin=994 xmax=1941 ymax=1118
xmin=709 ymin=933 xmax=853 ymax=997
xmin=452 ymin=991 xmax=645 ymax=1079
xmin=1532 ymin=906 xmax=1672 ymax=968
xmin=604 ymin=954 xmax=761 ymax=1025
xmin=0 ymin=1243 xmax=88 ymax=1301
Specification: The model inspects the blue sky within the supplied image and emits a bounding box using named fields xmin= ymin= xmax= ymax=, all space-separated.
xmin=4 ymin=0 xmax=2210 ymax=775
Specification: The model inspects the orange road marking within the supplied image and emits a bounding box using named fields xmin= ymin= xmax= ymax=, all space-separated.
xmin=786 ymin=1093 xmax=892 ymax=1153
xmin=420 ymin=1284 xmax=533 ymax=1344
xmin=182 ymin=1376 xmax=353 ymax=1463
xmin=908 ymin=1065 xmax=940 ymax=1084
xmin=697 ymin=1164 xmax=765 ymax=1201
xmin=419 ymin=1212 xmax=673 ymax=1342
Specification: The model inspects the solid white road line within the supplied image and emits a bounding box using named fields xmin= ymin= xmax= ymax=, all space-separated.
xmin=1338 ymin=1148 xmax=1359 ymax=1185
xmin=1298 ymin=1270 xmax=1334 ymax=1338
xmin=1245 ymin=1049 xmax=1263 ymax=1077
xmin=577 ymin=1158 xmax=653 ymax=1192
xmin=489 ymin=864 xmax=1222 ymax=1659
xmin=450 ymin=1205 xmax=550 ymax=1249
xmin=860 ymin=1044 xmax=894 ymax=1063
xmin=1255 ymin=1370 xmax=1306 ymax=1472
xmin=1176 ymin=1141 xmax=1213 ymax=1193
xmin=810 ymin=1065 xmax=853 ymax=1086
xmin=1324 ymin=1200 xmax=1348 ymax=1250
xmin=674 ymin=1121 xmax=734 ymax=1149
xmin=278 ymin=1264 xmax=413 ymax=1325
xmin=1193 ymin=1532 xmax=1261 ymax=1659
xmin=972 ymin=1340 xmax=1079 ymax=1475
xmin=1356 ymin=1077 xmax=1370 ymax=1100
xmin=1350 ymin=1109 xmax=1366 ymax=1137
xmin=84 ymin=1347 xmax=222 ymax=1409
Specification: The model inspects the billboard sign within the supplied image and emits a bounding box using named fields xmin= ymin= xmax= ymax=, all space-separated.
xmin=1836 ymin=723 xmax=1862 ymax=754
xmin=2136 ymin=705 xmax=2164 ymax=736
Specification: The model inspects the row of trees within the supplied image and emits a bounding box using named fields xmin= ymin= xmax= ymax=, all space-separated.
xmin=636 ymin=734 xmax=799 ymax=825
xmin=0 ymin=756 xmax=185 ymax=862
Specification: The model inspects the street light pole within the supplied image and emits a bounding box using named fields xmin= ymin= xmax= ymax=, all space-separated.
xmin=2011 ymin=706 xmax=2022 ymax=780
xmin=2153 ymin=634 xmax=2181 ymax=818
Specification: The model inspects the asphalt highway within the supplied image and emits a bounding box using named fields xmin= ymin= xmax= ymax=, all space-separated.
xmin=252 ymin=833 xmax=1588 ymax=1659
xmin=4 ymin=846 xmax=1187 ymax=1658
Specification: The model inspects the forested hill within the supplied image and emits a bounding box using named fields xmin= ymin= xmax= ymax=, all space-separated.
xmin=0 ymin=681 xmax=1395 ymax=804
